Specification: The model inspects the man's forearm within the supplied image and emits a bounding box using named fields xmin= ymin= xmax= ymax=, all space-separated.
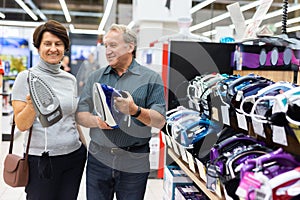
xmin=76 ymin=112 xmax=98 ymax=128
xmin=136 ymin=108 xmax=166 ymax=130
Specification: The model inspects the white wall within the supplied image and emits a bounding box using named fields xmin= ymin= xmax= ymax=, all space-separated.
xmin=133 ymin=0 xmax=192 ymax=22
xmin=118 ymin=3 xmax=132 ymax=25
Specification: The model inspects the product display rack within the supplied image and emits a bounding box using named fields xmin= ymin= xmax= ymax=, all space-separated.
xmin=165 ymin=40 xmax=300 ymax=199
xmin=165 ymin=41 xmax=233 ymax=199
xmin=165 ymin=70 xmax=300 ymax=199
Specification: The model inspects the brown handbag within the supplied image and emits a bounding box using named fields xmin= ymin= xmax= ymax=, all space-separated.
xmin=3 ymin=116 xmax=33 ymax=187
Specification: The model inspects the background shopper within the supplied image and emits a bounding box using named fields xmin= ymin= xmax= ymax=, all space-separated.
xmin=76 ymin=52 xmax=100 ymax=95
xmin=76 ymin=23 xmax=166 ymax=200
xmin=60 ymin=55 xmax=71 ymax=72
xmin=11 ymin=20 xmax=86 ymax=200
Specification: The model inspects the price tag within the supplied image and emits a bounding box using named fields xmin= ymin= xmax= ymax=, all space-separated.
xmin=188 ymin=100 xmax=194 ymax=109
xmin=252 ymin=120 xmax=266 ymax=137
xmin=235 ymin=91 xmax=243 ymax=102
xmin=272 ymin=125 xmax=288 ymax=146
xmin=221 ymin=105 xmax=230 ymax=125
xmin=206 ymin=165 xmax=217 ymax=192
xmin=236 ymin=112 xmax=248 ymax=130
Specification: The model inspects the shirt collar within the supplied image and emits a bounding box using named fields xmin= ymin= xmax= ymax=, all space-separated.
xmin=103 ymin=59 xmax=141 ymax=76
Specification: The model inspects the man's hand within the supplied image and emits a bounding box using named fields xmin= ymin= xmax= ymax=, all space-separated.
xmin=113 ymin=91 xmax=138 ymax=116
xmin=95 ymin=116 xmax=113 ymax=129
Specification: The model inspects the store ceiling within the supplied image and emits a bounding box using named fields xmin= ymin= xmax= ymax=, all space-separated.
xmin=0 ymin=0 xmax=297 ymax=36
xmin=0 ymin=0 xmax=132 ymax=30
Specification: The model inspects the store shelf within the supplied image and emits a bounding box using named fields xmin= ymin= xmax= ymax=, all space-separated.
xmin=3 ymin=76 xmax=16 ymax=81
xmin=167 ymin=148 xmax=225 ymax=200
xmin=2 ymin=111 xmax=13 ymax=141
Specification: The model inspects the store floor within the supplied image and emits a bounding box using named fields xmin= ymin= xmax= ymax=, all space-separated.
xmin=0 ymin=127 xmax=164 ymax=200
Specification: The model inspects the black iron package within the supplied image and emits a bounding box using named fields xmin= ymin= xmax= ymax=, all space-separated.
xmin=28 ymin=71 xmax=63 ymax=127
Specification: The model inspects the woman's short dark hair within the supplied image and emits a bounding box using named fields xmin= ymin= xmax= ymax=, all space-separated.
xmin=33 ymin=20 xmax=70 ymax=51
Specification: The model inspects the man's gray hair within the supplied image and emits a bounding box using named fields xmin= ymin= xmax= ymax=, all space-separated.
xmin=108 ymin=24 xmax=137 ymax=47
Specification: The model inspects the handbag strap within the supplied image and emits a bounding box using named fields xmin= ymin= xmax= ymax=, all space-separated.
xmin=8 ymin=115 xmax=33 ymax=161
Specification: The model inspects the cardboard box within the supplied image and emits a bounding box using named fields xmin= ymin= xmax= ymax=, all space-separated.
xmin=163 ymin=165 xmax=193 ymax=200
xmin=175 ymin=185 xmax=209 ymax=200
xmin=149 ymin=136 xmax=160 ymax=169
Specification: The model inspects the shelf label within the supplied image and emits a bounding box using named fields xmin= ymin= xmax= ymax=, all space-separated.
xmin=186 ymin=151 xmax=196 ymax=173
xmin=195 ymin=158 xmax=207 ymax=182
xmin=252 ymin=120 xmax=266 ymax=138
xmin=272 ymin=125 xmax=288 ymax=146
xmin=171 ymin=138 xmax=180 ymax=156
xmin=179 ymin=145 xmax=188 ymax=163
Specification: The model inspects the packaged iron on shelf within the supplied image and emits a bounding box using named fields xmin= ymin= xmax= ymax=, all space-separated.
xmin=204 ymin=129 xmax=274 ymax=199
xmin=237 ymin=149 xmax=300 ymax=200
xmin=164 ymin=106 xmax=222 ymax=162
xmin=175 ymin=184 xmax=209 ymax=200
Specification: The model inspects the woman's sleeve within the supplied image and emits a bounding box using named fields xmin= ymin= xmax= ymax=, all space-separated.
xmin=11 ymin=70 xmax=29 ymax=102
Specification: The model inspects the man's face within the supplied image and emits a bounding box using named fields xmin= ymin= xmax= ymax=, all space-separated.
xmin=103 ymin=30 xmax=133 ymax=69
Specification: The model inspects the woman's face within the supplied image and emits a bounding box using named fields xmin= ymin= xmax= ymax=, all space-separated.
xmin=38 ymin=31 xmax=65 ymax=64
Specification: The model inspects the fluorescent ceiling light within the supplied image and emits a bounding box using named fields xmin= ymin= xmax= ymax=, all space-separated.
xmin=201 ymin=1 xmax=300 ymax=37
xmin=243 ymin=4 xmax=300 ymax=33
xmin=25 ymin=0 xmax=47 ymax=21
xmin=59 ymin=0 xmax=71 ymax=22
xmin=202 ymin=24 xmax=235 ymax=37
xmin=274 ymin=16 xmax=300 ymax=28
xmin=35 ymin=9 xmax=47 ymax=21
xmin=0 ymin=12 xmax=5 ymax=19
xmin=0 ymin=20 xmax=43 ymax=27
xmin=190 ymin=0 xmax=261 ymax=32
xmin=70 ymin=24 xmax=105 ymax=35
xmin=71 ymin=28 xmax=103 ymax=35
xmin=202 ymin=29 xmax=217 ymax=37
xmin=15 ymin=0 xmax=38 ymax=21
xmin=190 ymin=0 xmax=216 ymax=14
xmin=98 ymin=0 xmax=114 ymax=32
xmin=127 ymin=21 xmax=135 ymax=29
xmin=190 ymin=12 xmax=230 ymax=32
xmin=263 ymin=4 xmax=300 ymax=20
xmin=241 ymin=3 xmax=300 ymax=27
xmin=287 ymin=25 xmax=300 ymax=33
